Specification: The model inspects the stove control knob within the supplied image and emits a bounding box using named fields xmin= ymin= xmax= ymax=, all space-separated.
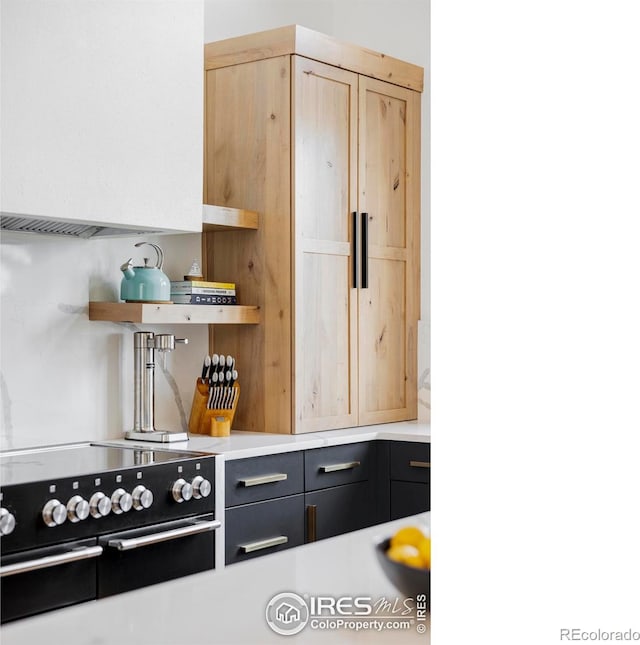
xmin=89 ymin=492 xmax=112 ymax=519
xmin=132 ymin=485 xmax=154 ymax=511
xmin=0 ymin=508 xmax=16 ymax=536
xmin=66 ymin=495 xmax=90 ymax=523
xmin=42 ymin=499 xmax=67 ymax=527
xmin=191 ymin=476 xmax=212 ymax=500
xmin=171 ymin=478 xmax=193 ymax=503
xmin=111 ymin=488 xmax=133 ymax=514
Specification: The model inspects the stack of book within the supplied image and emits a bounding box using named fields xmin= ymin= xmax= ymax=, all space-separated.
xmin=170 ymin=280 xmax=237 ymax=305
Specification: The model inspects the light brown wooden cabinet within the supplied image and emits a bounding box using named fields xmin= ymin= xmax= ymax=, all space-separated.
xmin=203 ymin=26 xmax=422 ymax=434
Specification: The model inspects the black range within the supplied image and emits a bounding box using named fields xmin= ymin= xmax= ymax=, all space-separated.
xmin=0 ymin=442 xmax=219 ymax=623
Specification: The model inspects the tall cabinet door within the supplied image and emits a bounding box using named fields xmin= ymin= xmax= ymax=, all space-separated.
xmin=357 ymin=77 xmax=421 ymax=425
xmin=293 ymin=57 xmax=359 ymax=432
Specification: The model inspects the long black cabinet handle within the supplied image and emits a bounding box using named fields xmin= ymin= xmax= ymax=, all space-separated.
xmin=352 ymin=211 xmax=358 ymax=288
xmin=306 ymin=504 xmax=317 ymax=542
xmin=361 ymin=212 xmax=369 ymax=289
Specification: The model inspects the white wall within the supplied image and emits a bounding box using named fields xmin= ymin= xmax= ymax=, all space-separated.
xmin=0 ymin=1 xmax=430 ymax=451
xmin=0 ymin=0 xmax=204 ymax=233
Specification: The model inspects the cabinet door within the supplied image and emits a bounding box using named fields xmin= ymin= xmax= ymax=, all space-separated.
xmin=390 ymin=481 xmax=430 ymax=519
xmin=292 ymin=57 xmax=359 ymax=433
xmin=357 ymin=78 xmax=421 ymax=425
xmin=305 ymin=481 xmax=376 ymax=542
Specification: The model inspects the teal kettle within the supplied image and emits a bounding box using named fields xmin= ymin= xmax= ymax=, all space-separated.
xmin=120 ymin=242 xmax=171 ymax=303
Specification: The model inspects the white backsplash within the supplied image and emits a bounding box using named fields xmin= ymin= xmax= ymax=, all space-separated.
xmin=0 ymin=232 xmax=208 ymax=450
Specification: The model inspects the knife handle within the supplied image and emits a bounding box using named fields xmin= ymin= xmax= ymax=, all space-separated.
xmin=201 ymin=355 xmax=211 ymax=380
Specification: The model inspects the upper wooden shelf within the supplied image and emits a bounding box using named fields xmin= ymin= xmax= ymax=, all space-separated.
xmin=88 ymin=206 xmax=260 ymax=325
xmin=89 ymin=302 xmax=260 ymax=325
xmin=202 ymin=205 xmax=259 ymax=231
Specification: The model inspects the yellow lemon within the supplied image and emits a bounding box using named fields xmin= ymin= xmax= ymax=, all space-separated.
xmin=417 ymin=537 xmax=431 ymax=569
xmin=386 ymin=544 xmax=423 ymax=569
xmin=390 ymin=526 xmax=427 ymax=549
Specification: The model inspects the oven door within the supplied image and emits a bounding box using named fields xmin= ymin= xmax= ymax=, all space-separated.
xmin=0 ymin=538 xmax=102 ymax=623
xmin=97 ymin=513 xmax=220 ymax=598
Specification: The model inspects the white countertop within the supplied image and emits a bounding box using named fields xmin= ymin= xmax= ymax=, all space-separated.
xmin=1 ymin=514 xmax=430 ymax=645
xmin=175 ymin=420 xmax=430 ymax=460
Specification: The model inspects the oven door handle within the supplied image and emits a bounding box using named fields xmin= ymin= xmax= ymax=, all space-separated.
xmin=107 ymin=519 xmax=221 ymax=552
xmin=0 ymin=545 xmax=104 ymax=578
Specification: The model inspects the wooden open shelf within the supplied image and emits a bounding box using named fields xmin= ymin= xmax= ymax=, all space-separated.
xmin=89 ymin=302 xmax=260 ymax=325
xmin=202 ymin=205 xmax=259 ymax=231
xmin=88 ymin=205 xmax=259 ymax=325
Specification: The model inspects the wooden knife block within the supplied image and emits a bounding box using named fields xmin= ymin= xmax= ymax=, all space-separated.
xmin=188 ymin=380 xmax=239 ymax=437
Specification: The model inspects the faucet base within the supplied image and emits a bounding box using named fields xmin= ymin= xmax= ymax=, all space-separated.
xmin=125 ymin=430 xmax=189 ymax=443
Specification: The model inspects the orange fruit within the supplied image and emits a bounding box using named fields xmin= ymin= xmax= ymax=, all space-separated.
xmin=386 ymin=544 xmax=423 ymax=569
xmin=417 ymin=537 xmax=431 ymax=569
xmin=389 ymin=526 xmax=427 ymax=549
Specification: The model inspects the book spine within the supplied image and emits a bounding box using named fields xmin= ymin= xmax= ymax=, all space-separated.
xmin=171 ymin=287 xmax=236 ymax=296
xmin=171 ymin=294 xmax=238 ymax=305
xmin=170 ymin=280 xmax=236 ymax=290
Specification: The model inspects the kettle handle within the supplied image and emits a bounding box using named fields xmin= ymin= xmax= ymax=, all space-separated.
xmin=134 ymin=242 xmax=164 ymax=270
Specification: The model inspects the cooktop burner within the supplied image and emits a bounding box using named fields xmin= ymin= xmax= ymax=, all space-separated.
xmin=0 ymin=441 xmax=217 ymax=558
xmin=0 ymin=442 xmax=212 ymax=487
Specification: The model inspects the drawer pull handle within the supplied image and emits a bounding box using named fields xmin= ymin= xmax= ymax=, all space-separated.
xmin=307 ymin=505 xmax=317 ymax=543
xmin=0 ymin=546 xmax=103 ymax=578
xmin=409 ymin=460 xmax=430 ymax=469
xmin=107 ymin=520 xmax=221 ymax=551
xmin=239 ymin=535 xmax=288 ymax=553
xmin=320 ymin=460 xmax=361 ymax=473
xmin=239 ymin=473 xmax=288 ymax=487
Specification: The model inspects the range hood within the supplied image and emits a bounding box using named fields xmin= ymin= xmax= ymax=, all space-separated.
xmin=0 ymin=212 xmax=162 ymax=239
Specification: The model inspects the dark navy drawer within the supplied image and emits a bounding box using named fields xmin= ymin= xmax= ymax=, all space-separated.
xmin=225 ymin=452 xmax=304 ymax=507
xmin=389 ymin=442 xmax=430 ymax=483
xmin=304 ymin=442 xmax=374 ymax=491
xmin=225 ymin=494 xmax=304 ymax=564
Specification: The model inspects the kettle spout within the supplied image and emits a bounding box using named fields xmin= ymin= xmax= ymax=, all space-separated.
xmin=120 ymin=259 xmax=135 ymax=280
